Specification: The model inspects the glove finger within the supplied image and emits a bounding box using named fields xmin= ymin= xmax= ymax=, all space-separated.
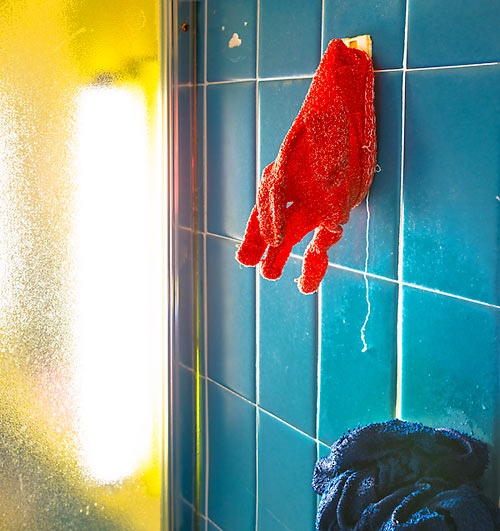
xmin=297 ymin=226 xmax=343 ymax=294
xmin=260 ymin=203 xmax=318 ymax=281
xmin=236 ymin=205 xmax=268 ymax=266
xmin=257 ymin=162 xmax=287 ymax=247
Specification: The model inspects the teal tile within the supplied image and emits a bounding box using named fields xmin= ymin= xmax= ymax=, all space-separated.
xmin=173 ymin=365 xmax=206 ymax=511
xmin=401 ymin=286 xmax=499 ymax=498
xmin=206 ymin=235 xmax=256 ymax=401
xmin=258 ymin=78 xmax=313 ymax=256
xmin=404 ymin=66 xmax=500 ymax=305
xmin=177 ymin=0 xmax=204 ymax=84
xmin=408 ymin=0 xmax=500 ymax=68
xmin=178 ymin=229 xmax=204 ymax=371
xmin=258 ymin=0 xmax=321 ymax=79
xmin=259 ymin=257 xmax=317 ymax=436
xmin=319 ymin=267 xmax=397 ymax=444
xmin=178 ymin=86 xmax=204 ymax=231
xmin=258 ymin=411 xmax=317 ymax=531
xmin=207 ymin=82 xmax=255 ymax=240
xmin=208 ymin=381 xmax=256 ymax=530
xmin=326 ymin=71 xmax=402 ymax=280
xmin=323 ymin=0 xmax=406 ymax=70
xmin=175 ymin=500 xmax=194 ymax=530
xmin=207 ymin=0 xmax=257 ymax=82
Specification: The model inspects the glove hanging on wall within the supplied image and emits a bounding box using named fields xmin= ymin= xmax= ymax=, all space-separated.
xmin=236 ymin=38 xmax=376 ymax=294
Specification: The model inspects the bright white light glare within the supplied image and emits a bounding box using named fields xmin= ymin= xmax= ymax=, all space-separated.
xmin=75 ymin=85 xmax=157 ymax=483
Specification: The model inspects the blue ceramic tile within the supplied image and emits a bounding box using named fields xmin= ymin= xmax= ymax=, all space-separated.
xmin=258 ymin=78 xmax=314 ymax=255
xmin=207 ymin=0 xmax=257 ymax=82
xmin=401 ymin=286 xmax=499 ymax=498
xmin=207 ymin=82 xmax=255 ymax=240
xmin=206 ymin=235 xmax=256 ymax=401
xmin=207 ymin=381 xmax=256 ymax=530
xmin=178 ymin=229 xmax=205 ymax=371
xmin=174 ymin=365 xmax=206 ymax=509
xmin=259 ymin=257 xmax=317 ymax=436
xmin=178 ymin=86 xmax=204 ymax=231
xmin=258 ymin=0 xmax=321 ymax=79
xmin=319 ymin=266 xmax=397 ymax=444
xmin=407 ymin=0 xmax=500 ymax=68
xmin=177 ymin=0 xmax=205 ymax=84
xmin=175 ymin=499 xmax=194 ymax=530
xmin=323 ymin=0 xmax=406 ymax=70
xmin=404 ymin=66 xmax=500 ymax=305
xmin=326 ymin=71 xmax=402 ymax=280
xmin=258 ymin=411 xmax=317 ymax=530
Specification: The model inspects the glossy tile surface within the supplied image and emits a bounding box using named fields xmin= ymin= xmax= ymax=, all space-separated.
xmin=258 ymin=0 xmax=321 ymax=79
xmin=207 ymin=82 xmax=256 ymax=240
xmin=206 ymin=235 xmax=256 ymax=401
xmin=319 ymin=267 xmax=397 ymax=444
xmin=258 ymin=411 xmax=317 ymax=530
xmin=207 ymin=0 xmax=257 ymax=81
xmin=177 ymin=0 xmax=204 ymax=84
xmin=259 ymin=257 xmax=317 ymax=436
xmin=401 ymin=286 xmax=499 ymax=498
xmin=327 ymin=71 xmax=402 ymax=279
xmin=323 ymin=0 xmax=406 ymax=70
xmin=174 ymin=366 xmax=205 ymax=510
xmin=407 ymin=0 xmax=500 ymax=68
xmin=178 ymin=86 xmax=204 ymax=231
xmin=178 ymin=229 xmax=205 ymax=371
xmin=404 ymin=66 xmax=500 ymax=305
xmin=208 ymin=381 xmax=256 ymax=530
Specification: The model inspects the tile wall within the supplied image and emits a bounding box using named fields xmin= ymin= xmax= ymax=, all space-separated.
xmin=173 ymin=0 xmax=500 ymax=529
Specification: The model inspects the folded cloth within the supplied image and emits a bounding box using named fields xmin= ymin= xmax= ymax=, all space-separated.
xmin=312 ymin=419 xmax=500 ymax=530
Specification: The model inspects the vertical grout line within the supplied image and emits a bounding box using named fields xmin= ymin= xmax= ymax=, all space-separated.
xmin=315 ymin=285 xmax=323 ymax=460
xmin=203 ymin=1 xmax=209 ymax=529
xmin=320 ymin=0 xmax=325 ymax=53
xmin=396 ymin=0 xmax=410 ymax=420
xmin=254 ymin=2 xmax=260 ymax=530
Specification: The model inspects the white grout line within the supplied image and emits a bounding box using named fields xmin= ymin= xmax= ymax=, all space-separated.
xmin=407 ymin=61 xmax=500 ymax=72
xmin=200 ymin=230 xmax=500 ymax=309
xmin=203 ymin=2 xmax=209 ymax=528
xmin=179 ymin=362 xmax=333 ymax=449
xmin=315 ymin=283 xmax=323 ymax=463
xmin=395 ymin=0 xmax=410 ymax=421
xmin=181 ymin=496 xmax=224 ymax=530
xmin=403 ymin=283 xmax=500 ymax=309
xmin=320 ymin=0 xmax=325 ymax=52
xmin=254 ymin=2 xmax=260 ymax=529
xmin=185 ymin=60 xmax=499 ymax=89
xmin=206 ymin=230 xmax=241 ymax=243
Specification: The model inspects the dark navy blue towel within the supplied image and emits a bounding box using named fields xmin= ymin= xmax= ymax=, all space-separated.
xmin=312 ymin=419 xmax=500 ymax=530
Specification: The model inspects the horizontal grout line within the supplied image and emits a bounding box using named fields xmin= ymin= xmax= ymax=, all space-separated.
xmin=407 ymin=61 xmax=500 ymax=72
xmin=181 ymin=227 xmax=499 ymax=309
xmin=178 ymin=361 xmax=332 ymax=448
xmin=180 ymin=496 xmax=223 ymax=531
xmin=403 ymin=282 xmax=500 ymax=309
xmin=176 ymin=61 xmax=499 ymax=89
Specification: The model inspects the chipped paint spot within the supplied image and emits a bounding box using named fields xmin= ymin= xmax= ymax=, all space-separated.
xmin=229 ymin=32 xmax=242 ymax=48
xmin=244 ymin=21 xmax=248 ymax=26
xmin=221 ymin=25 xmax=225 ymax=31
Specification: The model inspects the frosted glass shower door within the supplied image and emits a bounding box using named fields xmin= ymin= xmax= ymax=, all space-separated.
xmin=0 ymin=1 xmax=166 ymax=528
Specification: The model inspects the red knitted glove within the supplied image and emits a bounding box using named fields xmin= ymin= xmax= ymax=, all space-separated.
xmin=236 ymin=38 xmax=376 ymax=294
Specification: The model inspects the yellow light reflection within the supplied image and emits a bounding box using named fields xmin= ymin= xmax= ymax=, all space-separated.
xmin=75 ymin=84 xmax=157 ymax=484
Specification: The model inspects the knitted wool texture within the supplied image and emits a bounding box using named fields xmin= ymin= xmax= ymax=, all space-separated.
xmin=313 ymin=419 xmax=500 ymax=530
xmin=236 ymin=38 xmax=376 ymax=293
